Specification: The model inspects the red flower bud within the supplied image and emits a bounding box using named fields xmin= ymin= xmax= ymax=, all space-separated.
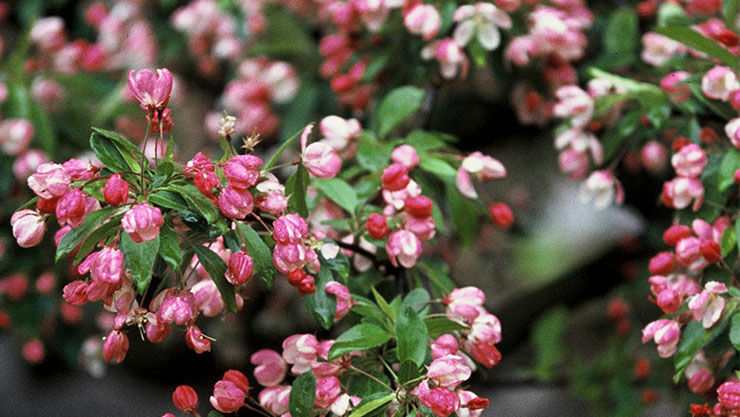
xmin=172 ymin=385 xmax=199 ymax=414
xmin=467 ymin=397 xmax=489 ymax=410
xmin=366 ymin=213 xmax=389 ymax=239
xmin=663 ymin=224 xmax=691 ymax=246
xmin=404 ymin=196 xmax=433 ymax=218
xmin=297 ymin=275 xmax=316 ymax=296
xmin=104 ymin=173 xmax=129 ymax=206
xmin=382 ymin=163 xmax=411 ymax=191
xmin=287 ymin=269 xmax=307 ymax=287
xmin=226 ymin=250 xmax=253 ymax=286
xmin=648 ymin=252 xmax=674 ymax=275
xmin=488 ymin=202 xmax=514 ymax=229
xmin=223 ymin=370 xmax=249 ymax=394
xmin=700 ymin=240 xmax=721 ymax=264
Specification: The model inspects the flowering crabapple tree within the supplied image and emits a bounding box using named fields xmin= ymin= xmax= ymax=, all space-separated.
xmin=11 ymin=59 xmax=512 ymax=416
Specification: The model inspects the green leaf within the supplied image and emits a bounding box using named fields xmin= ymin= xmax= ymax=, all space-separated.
xmin=592 ymin=94 xmax=630 ymax=119
xmin=401 ymin=288 xmax=430 ymax=316
xmin=313 ymin=177 xmax=359 ymax=213
xmin=264 ymin=126 xmax=304 ymax=170
xmin=531 ymin=306 xmax=567 ymax=381
xmin=722 ymin=226 xmax=738 ymax=257
xmin=304 ymin=267 xmax=337 ymax=329
xmin=192 ymin=245 xmax=237 ymax=313
xmin=424 ymin=318 xmax=467 ymax=339
xmin=682 ymin=75 xmax=736 ymax=120
xmin=405 ymin=130 xmax=451 ymax=152
xmin=604 ymin=8 xmax=638 ymax=55
xmin=149 ymin=190 xmax=190 ymax=211
xmin=348 ymin=393 xmax=395 ymax=417
xmin=285 ymin=164 xmax=310 ymax=217
xmin=398 ymin=360 xmax=421 ymax=385
xmin=724 ymin=0 xmax=740 ymax=26
xmin=207 ymin=411 xmax=225 ymax=417
xmin=371 ymin=286 xmax=396 ymax=321
xmin=445 ymin=185 xmax=480 ymax=247
xmin=376 ymin=86 xmax=425 ymax=138
xmin=730 ymin=312 xmax=740 ymax=351
xmin=656 ymin=26 xmax=739 ymax=70
xmin=120 ymin=233 xmax=160 ymax=294
xmin=418 ymin=157 xmax=457 ymax=182
xmin=158 ymin=225 xmax=183 ymax=271
xmin=719 ymin=148 xmax=740 ymax=191
xmin=90 ymin=132 xmax=132 ymax=174
xmin=172 ymin=184 xmax=221 ymax=224
xmin=657 ymin=2 xmax=689 ymax=26
xmin=674 ymin=318 xmax=730 ymax=381
xmin=91 ymin=127 xmax=146 ymax=167
xmin=321 ymin=248 xmax=351 ymax=279
xmin=416 ymin=259 xmax=455 ymax=294
xmin=395 ymin=307 xmax=428 ymax=366
xmin=356 ymin=135 xmax=390 ymax=172
xmin=235 ymin=223 xmax=276 ymax=289
xmin=329 ymin=323 xmax=392 ymax=359
xmin=289 ymin=371 xmax=316 ymax=417
xmin=56 ymin=207 xmax=117 ymax=261
xmin=73 ymin=216 xmax=122 ymax=266
xmin=29 ymin=100 xmax=56 ymax=159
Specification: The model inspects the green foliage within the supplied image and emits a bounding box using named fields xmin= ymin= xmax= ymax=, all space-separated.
xmin=304 ymin=267 xmax=337 ymax=329
xmin=656 ymin=26 xmax=739 ymax=71
xmin=120 ymin=233 xmax=160 ymax=294
xmin=192 ymin=245 xmax=237 ymax=313
xmin=235 ymin=223 xmax=276 ymax=289
xmin=289 ymin=371 xmax=316 ymax=417
xmin=531 ymin=306 xmax=567 ymax=381
xmin=376 ymin=86 xmax=425 ymax=138
xmin=395 ymin=307 xmax=429 ymax=366
xmin=328 ymin=323 xmax=393 ymax=359
xmin=285 ymin=164 xmax=310 ymax=217
xmin=313 ymin=177 xmax=360 ymax=214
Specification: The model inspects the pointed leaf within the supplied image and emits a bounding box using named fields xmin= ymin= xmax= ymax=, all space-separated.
xmin=120 ymin=233 xmax=160 ymax=294
xmin=289 ymin=371 xmax=316 ymax=417
xmin=313 ymin=177 xmax=359 ymax=213
xmin=329 ymin=323 xmax=392 ymax=359
xmin=56 ymin=207 xmax=116 ymax=261
xmin=158 ymin=224 xmax=183 ymax=271
xmin=304 ymin=267 xmax=337 ymax=329
xmin=236 ymin=223 xmax=276 ymax=289
xmin=396 ymin=307 xmax=428 ymax=366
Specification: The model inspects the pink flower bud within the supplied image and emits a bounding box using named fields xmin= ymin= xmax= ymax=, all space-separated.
xmin=660 ymin=71 xmax=691 ymax=102
xmin=224 ymin=155 xmax=263 ymax=189
xmin=688 ymin=368 xmax=715 ymax=394
xmin=22 ymin=339 xmax=45 ymax=364
xmin=63 ymin=280 xmax=88 ymax=306
xmin=641 ymin=32 xmax=686 ymax=66
xmin=145 ymin=314 xmax=171 ymax=343
xmin=251 ymin=349 xmax=287 ymax=387
xmin=461 ymin=151 xmax=507 ymax=180
xmin=0 ymin=119 xmax=34 ymax=156
xmin=122 ymin=203 xmax=163 ymax=242
xmin=103 ymin=329 xmax=129 ymax=363
xmin=159 ymin=292 xmax=195 ymax=325
xmin=404 ymin=4 xmax=442 ymax=40
xmin=259 ymin=386 xmax=291 ymax=415
xmin=190 ymin=279 xmax=226 ymax=317
xmin=223 ymin=370 xmax=250 ymax=394
xmin=488 ymin=202 xmax=514 ymax=229
xmin=661 ymin=177 xmax=704 ymax=211
xmin=90 ymin=246 xmax=125 ymax=284
xmin=127 ymin=68 xmax=174 ymax=112
xmin=282 ymin=333 xmax=318 ymax=374
xmin=273 ymin=214 xmax=308 ymax=244
xmin=404 ymin=215 xmax=436 ymax=241
xmin=553 ymin=86 xmax=593 ymax=129
xmin=273 ymin=243 xmax=307 ymax=274
xmin=226 ymin=250 xmax=253 ymax=286
xmin=303 ymin=142 xmax=342 ymax=179
xmin=13 ymin=150 xmax=48 ymax=182
xmin=315 ymin=376 xmax=342 ymax=409
xmin=641 ymin=319 xmax=680 ymax=358
xmin=11 ymin=209 xmax=46 ymax=248
xmin=702 ymin=66 xmax=739 ymax=101
xmin=657 ymin=289 xmax=681 ymax=314
xmin=56 ymin=189 xmax=87 ymax=228
xmin=382 ymin=163 xmax=411 ymax=191
xmin=671 ymin=144 xmax=707 ymax=178
xmin=386 ymin=230 xmax=422 ymax=268
xmin=648 ymin=251 xmax=674 ymax=275
xmin=28 ymin=162 xmax=71 ymax=199
xmin=62 ymin=158 xmax=96 ymax=181
xmin=185 ymin=325 xmax=211 ymax=353
xmin=718 ymin=381 xmax=740 ymax=411
xmin=391 ymin=144 xmax=420 ymax=169
xmin=173 ymin=385 xmax=199 ymax=414
xmin=29 ymin=17 xmax=66 ymax=50
xmin=419 ymin=387 xmax=461 ymax=417
xmin=210 ymin=380 xmax=245 ymax=413
xmin=579 ymin=170 xmax=624 ymax=209
xmin=640 ymin=141 xmax=667 ymax=172
xmin=319 ymin=116 xmax=361 ymax=150
xmin=218 ymin=186 xmax=253 ymax=219
xmin=104 ymin=173 xmax=129 ymax=206
xmin=325 ymin=281 xmax=352 ymax=321
xmin=422 ymin=39 xmax=468 ymax=79
xmin=427 ymin=354 xmax=472 ymax=388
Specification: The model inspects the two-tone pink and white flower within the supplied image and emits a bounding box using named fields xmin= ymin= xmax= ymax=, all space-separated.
xmin=641 ymin=319 xmax=680 ymax=358
xmin=687 ymin=281 xmax=728 ymax=328
xmin=453 ymin=2 xmax=511 ymax=51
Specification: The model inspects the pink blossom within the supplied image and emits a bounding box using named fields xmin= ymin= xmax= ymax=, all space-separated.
xmin=0 ymin=119 xmax=34 ymax=156
xmin=11 ymin=210 xmax=46 ymax=248
xmin=122 ymin=203 xmax=163 ymax=242
xmin=89 ymin=246 xmax=125 ymax=284
xmin=505 ymin=36 xmax=536 ymax=66
xmin=553 ymin=86 xmax=593 ymax=129
xmin=382 ymin=163 xmax=412 ymax=191
xmin=702 ymin=66 xmax=739 ymax=101
xmin=718 ymin=381 xmax=740 ymax=411
xmin=127 ymin=68 xmax=174 ymax=112
xmin=405 ymin=4 xmax=442 ymax=41
xmin=172 ymin=385 xmax=199 ymax=414
xmin=386 ymin=230 xmax=423 ymax=268
xmin=62 ymin=158 xmax=96 ymax=181
xmin=28 ymin=163 xmax=71 ymax=199
xmin=145 ymin=314 xmax=171 ymax=343
xmin=405 ymin=215 xmax=436 ymax=241
xmin=325 ymin=281 xmax=352 ymax=321
xmin=251 ymin=349 xmax=287 ymax=387
xmin=453 ymin=3 xmax=511 ymax=51
xmin=13 ymin=150 xmax=48 ymax=182
xmin=209 ymin=380 xmax=245 ymax=413
xmin=273 ymin=243 xmax=307 ymax=273
xmin=185 ymin=325 xmax=211 ymax=353
xmin=688 ymin=368 xmax=715 ymax=394
xmin=641 ymin=141 xmax=667 ymax=172
xmin=56 ymin=189 xmax=87 ymax=228
xmin=391 ymin=145 xmax=420 ymax=169
xmin=63 ymin=280 xmax=89 ymax=306
xmin=29 ymin=17 xmax=65 ymax=51
xmin=579 ymin=170 xmax=624 ymax=209
xmin=190 ymin=279 xmax=226 ymax=317
xmin=319 ymin=115 xmax=361 ymax=151
xmin=688 ymin=281 xmax=728 ymax=328
xmin=103 ymin=329 xmax=129 ymax=363
xmin=224 ymin=154 xmax=263 ymax=189
xmin=158 ymin=292 xmax=195 ymax=325
xmin=432 ymin=334 xmax=460 ymax=359
xmin=421 ymin=38 xmax=468 ymax=79
xmin=444 ymin=287 xmax=486 ymax=324
xmin=641 ymin=319 xmax=680 ymax=358
xmin=427 ymin=354 xmax=472 ymax=387
xmin=661 ymin=177 xmax=704 ymax=211
xmin=315 ymin=376 xmax=342 ymax=409
xmin=218 ymin=186 xmax=253 ymax=219
xmin=660 ymin=71 xmax=691 ymax=102
xmin=725 ymin=117 xmax=740 ymax=148
xmin=303 ymin=141 xmax=342 ymax=179
xmin=259 ymin=385 xmax=291 ymax=415
xmin=226 ymin=250 xmax=253 ymax=286
xmin=641 ymin=32 xmax=686 ymax=66
xmin=461 ymin=152 xmax=507 ymax=180
xmin=419 ymin=387 xmax=461 ymax=417
xmin=282 ymin=333 xmax=319 ymax=374
xmin=468 ymin=312 xmax=502 ymax=345
xmin=273 ymin=214 xmax=309 ymax=244
xmin=558 ymin=148 xmax=590 ymax=179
